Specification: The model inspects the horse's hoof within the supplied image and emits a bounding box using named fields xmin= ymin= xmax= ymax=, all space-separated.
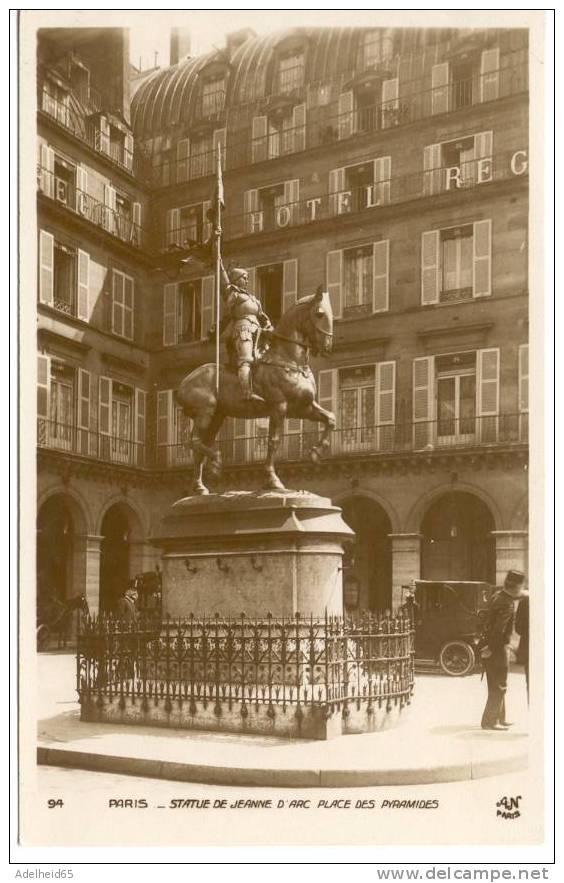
xmin=191 ymin=485 xmax=209 ymax=496
xmin=310 ymin=448 xmax=321 ymax=464
xmin=263 ymin=478 xmax=286 ymax=491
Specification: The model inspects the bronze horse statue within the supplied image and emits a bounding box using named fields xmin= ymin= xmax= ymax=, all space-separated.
xmin=176 ymin=287 xmax=335 ymax=495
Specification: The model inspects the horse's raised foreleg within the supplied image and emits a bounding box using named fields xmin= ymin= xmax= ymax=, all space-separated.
xmin=263 ymin=405 xmax=287 ymax=491
xmin=300 ymin=401 xmax=336 ymax=463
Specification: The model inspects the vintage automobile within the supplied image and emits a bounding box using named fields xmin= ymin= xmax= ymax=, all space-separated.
xmin=410 ymin=580 xmax=495 ymax=676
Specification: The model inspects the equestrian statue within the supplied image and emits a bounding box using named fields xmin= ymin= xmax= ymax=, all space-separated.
xmin=176 ymin=258 xmax=335 ymax=495
xmin=175 ymin=146 xmax=336 ymax=495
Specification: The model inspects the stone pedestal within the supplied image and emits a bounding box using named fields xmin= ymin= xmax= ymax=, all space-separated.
xmin=152 ymin=490 xmax=354 ymax=618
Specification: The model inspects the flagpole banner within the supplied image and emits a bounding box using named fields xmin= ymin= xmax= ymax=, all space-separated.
xmin=14 ymin=7 xmax=553 ymax=867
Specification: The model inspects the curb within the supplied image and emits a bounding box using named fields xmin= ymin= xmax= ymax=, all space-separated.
xmin=37 ymin=745 xmax=528 ymax=788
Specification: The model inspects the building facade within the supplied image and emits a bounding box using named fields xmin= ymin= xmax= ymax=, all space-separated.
xmin=36 ymin=25 xmax=529 ymax=616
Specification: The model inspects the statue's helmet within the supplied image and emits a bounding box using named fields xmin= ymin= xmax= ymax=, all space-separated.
xmin=229 ymin=267 xmax=248 ymax=285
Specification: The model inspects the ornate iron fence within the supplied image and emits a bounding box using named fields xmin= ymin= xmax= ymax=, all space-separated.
xmin=77 ymin=612 xmax=414 ymax=716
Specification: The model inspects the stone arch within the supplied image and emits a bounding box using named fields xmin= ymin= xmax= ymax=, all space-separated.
xmin=335 ymin=492 xmax=394 ymax=612
xmin=37 ymin=484 xmax=92 ymax=535
xmin=419 ymin=489 xmax=497 ymax=585
xmin=98 ymin=499 xmax=147 ymax=613
xmin=36 ymin=490 xmax=90 ymax=619
xmin=95 ymin=494 xmax=148 ymax=540
xmin=333 ymin=488 xmax=401 ymax=534
xmin=405 ymin=480 xmax=503 ymax=535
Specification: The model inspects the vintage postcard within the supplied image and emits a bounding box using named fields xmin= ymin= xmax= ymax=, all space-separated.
xmin=14 ymin=7 xmax=553 ymax=862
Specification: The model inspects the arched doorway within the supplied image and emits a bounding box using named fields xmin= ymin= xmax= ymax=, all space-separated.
xmin=37 ymin=495 xmax=75 ymax=614
xmin=340 ymin=496 xmax=392 ymax=612
xmin=99 ymin=503 xmax=138 ymax=613
xmin=421 ymin=491 xmax=495 ymax=583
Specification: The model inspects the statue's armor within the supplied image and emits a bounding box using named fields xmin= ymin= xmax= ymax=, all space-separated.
xmin=226 ymin=285 xmax=265 ymax=366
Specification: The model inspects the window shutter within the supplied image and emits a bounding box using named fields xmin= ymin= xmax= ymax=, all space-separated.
xmin=76 ymin=165 xmax=88 ymax=214
xmin=372 ymin=240 xmax=389 ymax=312
xmin=123 ymin=275 xmax=134 ymax=341
xmin=473 ymin=219 xmax=492 ymax=297
xmin=477 ymin=347 xmax=500 ymax=442
xmin=282 ymin=259 xmax=298 ymax=312
xmin=519 ymin=344 xmax=529 ymax=413
xmin=413 ymin=356 xmax=434 ymax=449
xmin=112 ymin=270 xmax=124 ymax=336
xmin=421 ymin=230 xmax=440 ymax=304
xmin=251 ymin=116 xmax=268 ymax=163
xmin=246 ymin=267 xmax=256 ymax=296
xmin=40 ymin=144 xmax=55 ymax=198
xmin=376 ymin=360 xmax=396 ymax=450
xmin=157 ymin=390 xmax=173 ymax=466
xmin=474 ymin=131 xmax=493 ymax=161
xmin=77 ymin=249 xmax=89 ymax=321
xmin=292 ymin=103 xmax=306 ymax=153
xmin=381 ymin=78 xmax=399 ymax=128
xmin=177 ymin=138 xmax=190 ymax=182
xmin=519 ymin=343 xmax=528 ymax=442
xmin=98 ymin=375 xmax=112 ymax=460
xmin=423 ymin=143 xmax=443 ymax=196
xmin=326 ymin=250 xmax=343 ymax=319
xmin=431 ymin=62 xmax=450 ymax=115
xmin=133 ymin=201 xmax=142 ymax=228
xmin=202 ymin=200 xmax=212 ymax=241
xmin=99 ymin=115 xmax=110 ymax=153
xmin=166 ymin=208 xmax=181 ymax=246
xmin=480 ymin=48 xmax=500 ymax=102
xmin=244 ymin=189 xmax=262 ymax=233
xmin=283 ymin=179 xmax=300 ymax=225
xmin=201 ymin=275 xmax=215 ymax=338
xmin=124 ymin=131 xmax=134 ymax=170
xmin=338 ymin=91 xmax=354 ymax=139
xmin=103 ymin=184 xmax=117 ymax=233
xmin=318 ymin=368 xmax=338 ymax=453
xmin=77 ymin=368 xmax=92 ymax=455
xmin=163 ymin=283 xmax=178 ymax=346
xmin=374 ymin=155 xmax=391 ymax=204
xmin=213 ymin=127 xmax=227 ymax=165
xmin=37 ymin=354 xmax=51 ymax=443
xmin=328 ymin=167 xmax=345 ymax=216
xmin=39 ymin=230 xmax=54 ymax=306
xmin=135 ymin=388 xmax=146 ymax=465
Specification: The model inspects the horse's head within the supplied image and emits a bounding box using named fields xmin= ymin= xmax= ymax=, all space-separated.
xmin=303 ymin=286 xmax=333 ymax=356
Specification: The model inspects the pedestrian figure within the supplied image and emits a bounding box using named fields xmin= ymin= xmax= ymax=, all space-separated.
xmin=115 ymin=583 xmax=139 ymax=623
xmin=515 ymin=592 xmax=529 ymax=703
xmin=480 ymin=570 xmax=526 ymax=730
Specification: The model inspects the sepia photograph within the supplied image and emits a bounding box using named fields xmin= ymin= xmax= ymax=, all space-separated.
xmin=14 ymin=7 xmax=552 ymax=861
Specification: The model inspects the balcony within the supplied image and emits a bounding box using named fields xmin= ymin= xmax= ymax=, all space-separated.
xmin=38 ymin=167 xmax=145 ymax=249
xmin=156 ymin=413 xmax=528 ymax=470
xmin=197 ymin=89 xmax=227 ymax=123
xmin=39 ymin=88 xmax=134 ymax=174
xmin=38 ymin=419 xmax=145 ymax=468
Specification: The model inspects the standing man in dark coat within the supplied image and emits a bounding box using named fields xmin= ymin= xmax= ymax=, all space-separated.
xmin=481 ymin=570 xmax=526 ymax=730
xmin=515 ymin=592 xmax=529 ymax=702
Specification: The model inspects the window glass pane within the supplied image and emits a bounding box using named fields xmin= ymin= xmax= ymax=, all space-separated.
xmin=442 ymin=239 xmax=458 ymax=291
xmin=459 ymin=236 xmax=473 ymax=288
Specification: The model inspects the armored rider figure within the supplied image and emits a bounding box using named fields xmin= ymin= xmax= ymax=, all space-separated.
xmin=220 ymin=261 xmax=272 ymax=403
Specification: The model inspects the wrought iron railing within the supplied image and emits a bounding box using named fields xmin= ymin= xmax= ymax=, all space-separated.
xmin=37 ymin=167 xmax=145 ymax=248
xmin=158 ymin=413 xmax=528 ymax=470
xmin=198 ymin=89 xmax=227 ymax=120
xmin=76 ymin=612 xmax=415 ymax=715
xmin=37 ymin=419 xmax=145 ymax=467
xmin=145 ymin=54 xmax=527 ymax=186
xmin=39 ymin=88 xmax=134 ymax=174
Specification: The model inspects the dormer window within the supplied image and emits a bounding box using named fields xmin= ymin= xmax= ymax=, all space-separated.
xmin=68 ymin=55 xmax=90 ymax=104
xmin=357 ymin=30 xmax=394 ymax=72
xmin=277 ymin=52 xmax=304 ymax=95
xmin=201 ymin=77 xmax=226 ymax=118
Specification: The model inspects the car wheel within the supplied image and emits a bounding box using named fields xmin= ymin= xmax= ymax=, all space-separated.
xmin=439 ymin=641 xmax=476 ymax=677
xmin=37 ymin=624 xmax=50 ymax=651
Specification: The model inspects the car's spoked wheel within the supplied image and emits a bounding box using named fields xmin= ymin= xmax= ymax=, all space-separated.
xmin=439 ymin=641 xmax=475 ymax=676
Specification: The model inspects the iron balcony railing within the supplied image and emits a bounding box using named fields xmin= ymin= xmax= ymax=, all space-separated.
xmin=157 ymin=413 xmax=528 ymax=470
xmin=146 ymin=53 xmax=527 ymax=186
xmin=37 ymin=419 xmax=145 ymax=468
xmin=39 ymin=88 xmax=134 ymax=174
xmin=37 ymin=167 xmax=145 ymax=248
xmin=158 ymin=146 xmax=527 ymax=249
xmin=76 ymin=612 xmax=415 ymax=720
xmin=198 ymin=89 xmax=227 ymax=120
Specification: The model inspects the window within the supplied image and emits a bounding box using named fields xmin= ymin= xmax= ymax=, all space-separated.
xmin=49 ymin=361 xmax=75 ymax=451
xmin=451 ymin=59 xmax=474 ymax=109
xmin=357 ymin=29 xmax=394 ymax=72
xmin=42 ymin=78 xmax=70 ymax=125
xmin=69 ymin=56 xmax=90 ymax=103
xmin=190 ymin=134 xmax=214 ymax=178
xmin=244 ymin=180 xmax=299 ymax=233
xmin=431 ymin=49 xmax=501 ymax=116
xmin=435 ymin=352 xmax=477 ymax=444
xmin=53 ymin=242 xmax=77 ymax=315
xmin=343 ymin=246 xmax=374 ymax=315
xmin=112 ymin=269 xmax=134 ymax=340
xmin=441 ymin=226 xmax=473 ymax=298
xmin=110 ymin=382 xmax=133 ymax=463
xmin=166 ymin=203 xmax=210 ymax=247
xmin=109 ymin=125 xmax=126 ymax=166
xmin=338 ymin=79 xmax=399 ymax=139
xmin=423 ymin=132 xmax=493 ymax=195
xmin=53 ymin=155 xmax=76 ymax=207
xmin=339 ymin=365 xmax=376 ymax=451
xmin=201 ymin=77 xmax=226 ymax=118
xmin=251 ymin=106 xmax=306 ymax=162
xmin=277 ymin=53 xmax=304 ymax=95
xmin=178 ymin=280 xmax=202 ymax=343
xmin=257 ymin=264 xmax=284 ymax=324
xmin=421 ymin=220 xmax=492 ymax=304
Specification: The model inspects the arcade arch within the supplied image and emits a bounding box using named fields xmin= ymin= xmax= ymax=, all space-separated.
xmin=420 ymin=491 xmax=496 ymax=584
xmin=339 ymin=495 xmax=392 ymax=612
